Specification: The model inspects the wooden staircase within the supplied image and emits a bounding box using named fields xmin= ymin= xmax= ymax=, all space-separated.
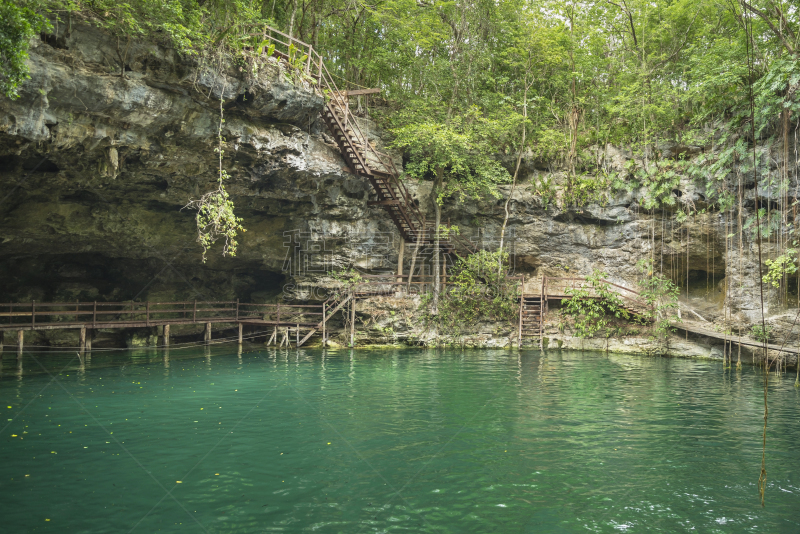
xmin=519 ymin=295 xmax=543 ymax=346
xmin=297 ymin=293 xmax=352 ymax=347
xmin=249 ymin=26 xmax=475 ymax=256
xmin=320 ymin=91 xmax=472 ymax=256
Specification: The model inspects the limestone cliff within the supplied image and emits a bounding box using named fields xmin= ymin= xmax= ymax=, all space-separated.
xmin=1 ymin=22 xmax=798 ymax=353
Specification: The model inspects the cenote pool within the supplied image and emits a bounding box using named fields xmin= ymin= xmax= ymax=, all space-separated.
xmin=0 ymin=347 xmax=798 ymax=532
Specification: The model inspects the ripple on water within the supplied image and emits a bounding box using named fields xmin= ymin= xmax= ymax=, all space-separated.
xmin=0 ymin=347 xmax=798 ymax=532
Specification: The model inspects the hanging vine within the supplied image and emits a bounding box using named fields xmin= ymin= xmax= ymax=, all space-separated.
xmin=183 ymin=98 xmax=246 ymax=263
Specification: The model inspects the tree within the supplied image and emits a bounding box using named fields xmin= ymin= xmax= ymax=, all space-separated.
xmin=391 ymin=114 xmax=510 ymax=312
xmin=0 ymin=0 xmax=48 ymax=98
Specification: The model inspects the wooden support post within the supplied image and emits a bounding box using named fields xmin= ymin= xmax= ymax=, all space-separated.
xmin=32 ymin=300 xmax=35 ymax=330
xmin=238 ymin=323 xmax=243 ymax=345
xmin=322 ymin=302 xmax=327 ymax=347
xmin=205 ymin=322 xmax=211 ymax=344
xmin=350 ymin=291 xmax=355 ymax=347
xmin=442 ymin=254 xmax=447 ymax=290
xmin=397 ymin=238 xmax=405 ymax=284
xmin=193 ymin=300 xmax=197 ymax=322
xmin=164 ymin=324 xmax=170 ymax=347
xmin=17 ymin=330 xmax=23 ymax=355
xmin=277 ymin=302 xmax=281 ymax=324
xmin=540 ymin=276 xmax=546 ymax=350
xmin=407 ymin=215 xmax=425 ymax=291
xmin=280 ymin=328 xmax=289 ymax=348
xmin=268 ymin=327 xmax=277 ymax=346
xmin=80 ymin=326 xmax=86 ymax=353
xmin=517 ymin=275 xmax=525 ymax=349
xmin=92 ymin=301 xmax=96 ymax=328
xmin=296 ymin=323 xmax=299 ymax=347
xmin=86 ymin=331 xmax=92 ymax=353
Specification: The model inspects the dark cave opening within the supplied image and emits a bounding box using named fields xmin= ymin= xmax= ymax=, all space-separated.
xmin=0 ymin=254 xmax=288 ymax=305
xmin=780 ymin=272 xmax=800 ymax=307
xmin=672 ymin=268 xmax=727 ymax=304
xmin=22 ymin=156 xmax=60 ymax=172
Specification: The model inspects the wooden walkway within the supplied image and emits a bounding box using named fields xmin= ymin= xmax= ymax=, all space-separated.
xmin=0 ymin=300 xmax=337 ymax=351
xmin=672 ymin=321 xmax=800 ymax=355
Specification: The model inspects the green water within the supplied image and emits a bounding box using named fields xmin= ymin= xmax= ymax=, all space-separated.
xmin=1 ymin=347 xmax=798 ymax=533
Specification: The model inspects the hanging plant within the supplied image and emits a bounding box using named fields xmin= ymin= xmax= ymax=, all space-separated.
xmin=183 ymin=98 xmax=246 ymax=263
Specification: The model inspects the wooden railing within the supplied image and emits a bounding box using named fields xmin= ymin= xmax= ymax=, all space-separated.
xmin=542 ymin=276 xmax=651 ymax=313
xmin=244 ymin=25 xmax=475 ymax=257
xmin=0 ymin=300 xmax=323 ymax=330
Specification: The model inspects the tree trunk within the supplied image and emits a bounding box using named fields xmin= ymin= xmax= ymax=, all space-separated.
xmin=288 ymin=0 xmax=298 ymax=39
xmin=407 ymin=214 xmax=425 ymax=292
xmin=498 ymin=82 xmax=529 ymax=276
xmin=432 ymin=167 xmax=444 ymax=314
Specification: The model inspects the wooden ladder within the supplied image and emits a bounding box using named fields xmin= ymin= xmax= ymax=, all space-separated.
xmin=519 ymin=295 xmax=544 ymax=345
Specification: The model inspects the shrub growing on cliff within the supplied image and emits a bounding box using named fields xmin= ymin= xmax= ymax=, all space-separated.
xmin=0 ymin=0 xmax=48 ymax=98
xmin=421 ymin=250 xmax=519 ymax=345
xmin=636 ymin=259 xmax=680 ymax=352
xmin=560 ymin=270 xmax=634 ymax=341
xmin=763 ymin=249 xmax=798 ymax=289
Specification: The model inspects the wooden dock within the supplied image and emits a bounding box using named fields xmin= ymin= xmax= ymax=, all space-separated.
xmin=672 ymin=321 xmax=800 ymax=356
xmin=0 ymin=300 xmax=335 ymax=351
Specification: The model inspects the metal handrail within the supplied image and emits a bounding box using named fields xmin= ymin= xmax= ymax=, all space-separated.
xmin=238 ymin=25 xmax=473 ymax=256
xmin=542 ymin=276 xmax=651 ymax=311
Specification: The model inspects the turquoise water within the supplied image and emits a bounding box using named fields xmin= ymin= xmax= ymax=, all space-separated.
xmin=1 ymin=346 xmax=799 ymax=533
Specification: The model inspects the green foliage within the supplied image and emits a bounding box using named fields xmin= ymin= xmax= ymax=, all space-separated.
xmin=34 ymin=0 xmax=269 ymax=55
xmin=636 ymin=259 xmax=680 ymax=349
xmin=562 ymin=172 xmax=618 ymax=208
xmin=390 ymin=114 xmax=511 ymax=204
xmin=421 ymin=250 xmax=519 ymax=343
xmin=183 ymin=101 xmax=245 ymax=262
xmin=753 ymin=57 xmax=800 ymax=136
xmin=763 ymin=250 xmax=798 ymax=289
xmin=627 ymin=161 xmax=682 ymax=210
xmin=530 ymin=174 xmax=557 ymax=210
xmin=751 ymin=324 xmax=773 ymax=343
xmin=560 ymin=269 xmax=636 ymax=339
xmin=0 ymin=0 xmax=49 ymax=98
xmin=187 ymin=179 xmax=244 ymax=263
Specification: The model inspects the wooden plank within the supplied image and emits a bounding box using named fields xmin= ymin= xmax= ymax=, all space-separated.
xmin=344 ymin=88 xmax=381 ymax=96
xmin=672 ymin=323 xmax=800 ymax=355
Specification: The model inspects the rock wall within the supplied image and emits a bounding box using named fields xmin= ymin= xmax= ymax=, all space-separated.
xmin=1 ymin=22 xmax=798 ymax=352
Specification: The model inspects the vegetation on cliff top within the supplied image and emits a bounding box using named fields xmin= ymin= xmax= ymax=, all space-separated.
xmin=6 ymin=1 xmax=798 ymax=198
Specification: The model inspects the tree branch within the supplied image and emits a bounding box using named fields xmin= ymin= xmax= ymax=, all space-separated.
xmin=741 ymin=0 xmax=795 ymax=55
xmin=607 ymin=0 xmax=637 ymax=48
xmin=652 ymin=8 xmax=701 ymax=70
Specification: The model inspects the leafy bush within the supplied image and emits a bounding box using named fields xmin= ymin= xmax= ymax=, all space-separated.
xmin=763 ymin=250 xmax=798 ymax=289
xmin=421 ymin=250 xmax=519 ymax=343
xmin=636 ymin=259 xmax=680 ymax=350
xmin=751 ymin=324 xmax=773 ymax=343
xmin=560 ymin=269 xmax=635 ymax=339
xmin=0 ymin=0 xmax=49 ymax=98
